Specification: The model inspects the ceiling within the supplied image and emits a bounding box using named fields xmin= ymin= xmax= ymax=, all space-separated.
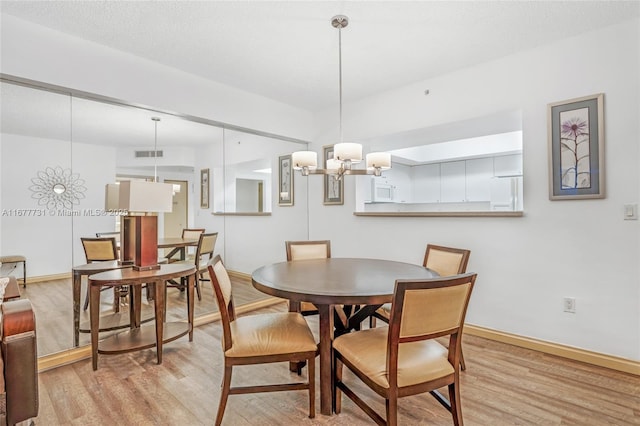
xmin=2 ymin=1 xmax=638 ymax=113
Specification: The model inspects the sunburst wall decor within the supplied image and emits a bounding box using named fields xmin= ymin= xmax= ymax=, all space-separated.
xmin=29 ymin=166 xmax=87 ymax=209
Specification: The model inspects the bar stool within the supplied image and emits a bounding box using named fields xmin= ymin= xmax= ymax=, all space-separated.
xmin=0 ymin=255 xmax=27 ymax=287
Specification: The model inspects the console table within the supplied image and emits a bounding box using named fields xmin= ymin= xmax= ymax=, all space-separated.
xmin=88 ymin=263 xmax=196 ymax=370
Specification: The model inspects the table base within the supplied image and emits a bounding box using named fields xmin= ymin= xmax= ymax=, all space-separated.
xmin=98 ymin=322 xmax=192 ymax=354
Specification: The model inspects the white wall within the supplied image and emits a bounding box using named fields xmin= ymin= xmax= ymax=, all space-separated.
xmin=310 ymin=19 xmax=640 ymax=361
xmin=1 ymin=134 xmax=74 ymax=276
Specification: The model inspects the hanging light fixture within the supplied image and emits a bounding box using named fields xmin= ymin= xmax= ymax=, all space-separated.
xmin=292 ymin=15 xmax=391 ymax=180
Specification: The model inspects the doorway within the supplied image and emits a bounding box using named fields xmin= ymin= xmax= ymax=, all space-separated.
xmin=164 ymin=180 xmax=188 ymax=238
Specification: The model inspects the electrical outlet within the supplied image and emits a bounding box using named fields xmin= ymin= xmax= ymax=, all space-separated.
xmin=563 ymin=297 xmax=576 ymax=313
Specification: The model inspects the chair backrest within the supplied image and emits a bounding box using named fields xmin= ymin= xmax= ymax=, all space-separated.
xmin=81 ymin=237 xmax=118 ymax=263
xmin=182 ymin=228 xmax=205 ymax=240
xmin=386 ymin=273 xmax=476 ymax=380
xmin=285 ymin=240 xmax=331 ymax=261
xmin=207 ymin=255 xmax=236 ymax=352
xmin=423 ymin=244 xmax=470 ymax=277
xmin=195 ymin=232 xmax=218 ymax=268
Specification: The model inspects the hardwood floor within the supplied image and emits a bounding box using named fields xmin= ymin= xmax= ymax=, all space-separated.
xmin=25 ymin=302 xmax=639 ymax=425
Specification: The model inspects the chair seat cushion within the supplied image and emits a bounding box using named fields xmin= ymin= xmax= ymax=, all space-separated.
xmin=333 ymin=327 xmax=453 ymax=389
xmin=226 ymin=312 xmax=317 ymax=358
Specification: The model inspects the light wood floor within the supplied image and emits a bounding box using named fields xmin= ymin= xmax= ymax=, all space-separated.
xmin=24 ymin=302 xmax=639 ymax=425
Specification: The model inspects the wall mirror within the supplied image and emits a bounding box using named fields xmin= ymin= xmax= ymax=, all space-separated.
xmin=354 ymin=110 xmax=524 ymax=216
xmin=0 ymin=77 xmax=307 ymax=359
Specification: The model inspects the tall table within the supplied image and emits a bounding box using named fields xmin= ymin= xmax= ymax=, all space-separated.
xmin=88 ymin=263 xmax=196 ymax=370
xmin=72 ymin=237 xmax=198 ymax=347
xmin=251 ymin=258 xmax=438 ymax=415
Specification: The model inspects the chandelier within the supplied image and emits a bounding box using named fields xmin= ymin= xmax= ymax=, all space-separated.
xmin=292 ymin=15 xmax=391 ymax=180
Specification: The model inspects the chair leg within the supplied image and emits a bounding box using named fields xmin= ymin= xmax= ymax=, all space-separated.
xmin=307 ymin=355 xmax=315 ymax=419
xmin=83 ymin=287 xmax=90 ymax=311
xmin=334 ymin=356 xmax=343 ymax=414
xmin=215 ymin=365 xmax=233 ymax=426
xmin=195 ymin=273 xmax=202 ymax=301
xmin=369 ymin=315 xmax=376 ymax=328
xmin=113 ymin=287 xmax=120 ymax=313
xmin=460 ymin=347 xmax=466 ymax=371
xmin=386 ymin=396 xmax=398 ymax=426
xmin=448 ymin=382 xmax=463 ymax=426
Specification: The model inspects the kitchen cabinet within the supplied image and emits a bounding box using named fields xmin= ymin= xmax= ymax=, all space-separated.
xmin=440 ymin=161 xmax=466 ymax=202
xmin=465 ymin=157 xmax=493 ymax=201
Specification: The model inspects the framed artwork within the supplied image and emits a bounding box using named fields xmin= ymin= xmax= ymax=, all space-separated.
xmin=323 ymin=145 xmax=344 ymax=205
xmin=547 ymin=93 xmax=604 ymax=200
xmin=200 ymin=168 xmax=210 ymax=208
xmin=278 ymin=154 xmax=294 ymax=206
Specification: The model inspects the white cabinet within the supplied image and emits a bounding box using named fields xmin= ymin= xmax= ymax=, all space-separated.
xmin=465 ymin=157 xmax=493 ymax=202
xmin=412 ymin=163 xmax=440 ymax=202
xmin=440 ymin=161 xmax=466 ymax=202
xmin=494 ymin=154 xmax=522 ymax=177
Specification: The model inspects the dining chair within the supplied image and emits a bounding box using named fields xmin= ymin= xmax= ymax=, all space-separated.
xmin=371 ymin=244 xmax=471 ymax=370
xmin=80 ymin=237 xmax=122 ymax=311
xmin=181 ymin=228 xmax=205 ymax=256
xmin=334 ymin=273 xmax=476 ymax=426
xmin=285 ymin=240 xmax=332 ymax=316
xmin=207 ymin=255 xmax=317 ymax=425
xmin=168 ymin=232 xmax=217 ymax=300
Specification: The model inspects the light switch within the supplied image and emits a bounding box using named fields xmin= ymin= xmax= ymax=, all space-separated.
xmin=624 ymin=204 xmax=638 ymax=220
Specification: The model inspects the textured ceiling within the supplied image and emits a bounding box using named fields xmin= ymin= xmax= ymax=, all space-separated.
xmin=2 ymin=1 xmax=639 ymax=112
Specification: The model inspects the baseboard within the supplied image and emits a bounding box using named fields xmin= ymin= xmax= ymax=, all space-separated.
xmin=194 ymin=297 xmax=285 ymax=327
xmin=38 ymin=345 xmax=91 ymax=372
xmin=227 ymin=269 xmax=251 ymax=281
xmin=465 ymin=324 xmax=640 ymax=376
xmin=24 ymin=272 xmax=71 ymax=284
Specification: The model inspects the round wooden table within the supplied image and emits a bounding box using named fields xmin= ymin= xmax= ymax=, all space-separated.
xmin=251 ymin=257 xmax=438 ymax=415
xmin=88 ymin=263 xmax=196 ymax=370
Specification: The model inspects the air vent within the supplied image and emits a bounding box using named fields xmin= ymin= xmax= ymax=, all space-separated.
xmin=135 ymin=150 xmax=163 ymax=158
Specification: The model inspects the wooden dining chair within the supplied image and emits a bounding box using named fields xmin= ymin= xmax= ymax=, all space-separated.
xmin=181 ymin=228 xmax=205 ymax=256
xmin=80 ymin=237 xmax=122 ymax=311
xmin=207 ymin=255 xmax=318 ymax=425
xmin=334 ymin=273 xmax=476 ymax=426
xmin=370 ymin=244 xmax=471 ymax=370
xmin=169 ymin=232 xmax=217 ymax=301
xmin=285 ymin=240 xmax=331 ymax=316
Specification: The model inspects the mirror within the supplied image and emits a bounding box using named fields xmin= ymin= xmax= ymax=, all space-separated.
xmin=354 ymin=110 xmax=524 ymax=215
xmin=1 ymin=78 xmax=309 ymax=358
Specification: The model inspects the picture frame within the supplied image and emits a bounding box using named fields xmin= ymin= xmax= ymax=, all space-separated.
xmin=200 ymin=168 xmax=210 ymax=208
xmin=278 ymin=154 xmax=294 ymax=206
xmin=323 ymin=145 xmax=344 ymax=205
xmin=547 ymin=93 xmax=604 ymax=200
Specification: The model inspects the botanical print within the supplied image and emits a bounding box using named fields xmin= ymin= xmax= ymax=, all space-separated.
xmin=559 ymin=107 xmax=591 ymax=189
xmin=279 ymin=155 xmax=293 ymax=206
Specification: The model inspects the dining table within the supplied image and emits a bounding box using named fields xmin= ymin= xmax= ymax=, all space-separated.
xmin=72 ymin=236 xmax=199 ymax=347
xmin=251 ymin=257 xmax=438 ymax=415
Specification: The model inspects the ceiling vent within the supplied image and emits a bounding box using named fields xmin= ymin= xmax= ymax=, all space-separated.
xmin=135 ymin=150 xmax=163 ymax=158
